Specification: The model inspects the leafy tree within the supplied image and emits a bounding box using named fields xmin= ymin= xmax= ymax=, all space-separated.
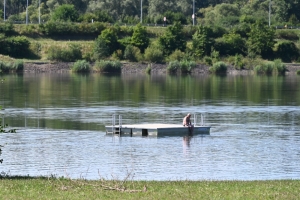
xmin=192 ymin=25 xmax=212 ymax=58
xmin=131 ymin=23 xmax=149 ymax=53
xmin=158 ymin=22 xmax=187 ymax=56
xmin=93 ymin=37 xmax=109 ymax=60
xmin=215 ymin=32 xmax=246 ymax=56
xmin=98 ymin=28 xmax=119 ymax=55
xmin=247 ymin=20 xmax=275 ymax=58
xmin=51 ymin=4 xmax=79 ymax=22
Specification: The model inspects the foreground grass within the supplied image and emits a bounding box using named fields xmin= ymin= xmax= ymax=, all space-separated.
xmin=0 ymin=177 xmax=299 ymax=199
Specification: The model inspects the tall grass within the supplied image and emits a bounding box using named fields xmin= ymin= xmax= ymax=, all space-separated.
xmin=93 ymin=60 xmax=122 ymax=73
xmin=10 ymin=60 xmax=24 ymax=72
xmin=0 ymin=61 xmax=10 ymax=73
xmin=167 ymin=60 xmax=196 ymax=73
xmin=0 ymin=60 xmax=24 ymax=73
xmin=254 ymin=59 xmax=286 ymax=75
xmin=71 ymin=60 xmax=91 ymax=73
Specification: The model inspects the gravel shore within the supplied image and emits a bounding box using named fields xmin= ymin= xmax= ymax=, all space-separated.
xmin=23 ymin=62 xmax=300 ymax=75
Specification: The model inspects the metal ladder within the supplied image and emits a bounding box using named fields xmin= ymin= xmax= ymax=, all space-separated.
xmin=193 ymin=113 xmax=204 ymax=126
xmin=111 ymin=114 xmax=122 ymax=135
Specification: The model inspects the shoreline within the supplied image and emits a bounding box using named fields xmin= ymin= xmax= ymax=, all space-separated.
xmin=23 ymin=62 xmax=300 ymax=75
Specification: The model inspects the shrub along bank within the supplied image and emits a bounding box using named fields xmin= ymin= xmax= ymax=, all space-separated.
xmin=0 ymin=21 xmax=300 ymax=74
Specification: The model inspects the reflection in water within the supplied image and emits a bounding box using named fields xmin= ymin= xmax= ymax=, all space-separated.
xmin=1 ymin=73 xmax=300 ymax=180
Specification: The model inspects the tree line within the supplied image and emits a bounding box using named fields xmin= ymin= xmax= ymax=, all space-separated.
xmin=0 ymin=0 xmax=300 ymax=26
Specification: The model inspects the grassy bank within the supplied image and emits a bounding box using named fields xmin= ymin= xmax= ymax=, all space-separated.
xmin=0 ymin=177 xmax=299 ymax=199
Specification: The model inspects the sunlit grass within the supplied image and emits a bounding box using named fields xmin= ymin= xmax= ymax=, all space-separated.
xmin=0 ymin=177 xmax=299 ymax=200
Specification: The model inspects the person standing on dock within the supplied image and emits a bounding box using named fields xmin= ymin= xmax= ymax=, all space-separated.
xmin=183 ymin=113 xmax=194 ymax=134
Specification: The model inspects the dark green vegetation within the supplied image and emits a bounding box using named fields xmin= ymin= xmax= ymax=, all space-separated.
xmin=0 ymin=177 xmax=299 ymax=199
xmin=0 ymin=1 xmax=300 ymax=74
xmin=1 ymin=0 xmax=300 ymax=26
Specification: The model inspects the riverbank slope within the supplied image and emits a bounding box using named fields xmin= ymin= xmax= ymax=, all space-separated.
xmin=23 ymin=62 xmax=300 ymax=75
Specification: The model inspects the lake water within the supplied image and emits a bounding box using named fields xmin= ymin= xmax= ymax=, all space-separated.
xmin=0 ymin=73 xmax=300 ymax=180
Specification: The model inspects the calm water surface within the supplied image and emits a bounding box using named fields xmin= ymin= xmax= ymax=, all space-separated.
xmin=0 ymin=73 xmax=300 ymax=180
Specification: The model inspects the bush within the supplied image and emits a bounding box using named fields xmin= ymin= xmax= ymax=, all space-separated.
xmin=144 ymin=46 xmax=164 ymax=63
xmin=275 ymin=41 xmax=299 ymax=62
xmin=203 ymin=56 xmax=213 ymax=66
xmin=146 ymin=64 xmax=151 ymax=74
xmin=93 ymin=37 xmax=109 ymax=60
xmin=167 ymin=49 xmax=186 ymax=62
xmin=10 ymin=60 xmax=24 ymax=72
xmin=275 ymin=30 xmax=299 ymax=41
xmin=0 ymin=61 xmax=10 ymax=73
xmin=111 ymin=50 xmax=123 ymax=61
xmin=254 ymin=59 xmax=286 ymax=75
xmin=167 ymin=61 xmax=180 ymax=73
xmin=2 ymin=36 xmax=30 ymax=58
xmin=209 ymin=61 xmax=228 ymax=74
xmin=254 ymin=62 xmax=273 ymax=75
xmin=0 ymin=22 xmax=15 ymax=36
xmin=272 ymin=59 xmax=286 ymax=74
xmin=39 ymin=21 xmax=106 ymax=36
xmin=179 ymin=60 xmax=196 ymax=73
xmin=234 ymin=54 xmax=244 ymax=70
xmin=166 ymin=60 xmax=196 ymax=73
xmin=93 ymin=60 xmax=122 ymax=73
xmin=71 ymin=60 xmax=91 ymax=73
xmin=124 ymin=45 xmax=142 ymax=62
xmin=297 ymin=70 xmax=300 ymax=75
xmin=51 ymin=4 xmax=79 ymax=22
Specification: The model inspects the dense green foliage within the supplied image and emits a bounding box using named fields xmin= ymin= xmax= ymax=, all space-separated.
xmin=124 ymin=45 xmax=142 ymax=62
xmin=0 ymin=36 xmax=31 ymax=58
xmin=192 ymin=25 xmax=212 ymax=58
xmin=144 ymin=45 xmax=164 ymax=63
xmin=39 ymin=21 xmax=106 ymax=36
xmin=1 ymin=0 xmax=300 ymax=27
xmin=51 ymin=4 xmax=79 ymax=22
xmin=209 ymin=61 xmax=228 ymax=74
xmin=98 ymin=28 xmax=120 ymax=55
xmin=93 ymin=60 xmax=122 ymax=73
xmin=247 ymin=21 xmax=276 ymax=58
xmin=167 ymin=60 xmax=196 ymax=73
xmin=131 ymin=23 xmax=150 ymax=53
xmin=254 ymin=59 xmax=286 ymax=75
xmin=275 ymin=41 xmax=299 ymax=62
xmin=159 ymin=22 xmax=187 ymax=56
xmin=0 ymin=60 xmax=24 ymax=73
xmin=71 ymin=60 xmax=91 ymax=73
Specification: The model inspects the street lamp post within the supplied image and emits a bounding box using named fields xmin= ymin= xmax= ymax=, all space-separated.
xmin=193 ymin=0 xmax=195 ymax=26
xmin=268 ymin=0 xmax=271 ymax=27
xmin=39 ymin=0 xmax=41 ymax=24
xmin=4 ymin=0 xmax=6 ymax=21
xmin=140 ymin=0 xmax=142 ymax=24
xmin=26 ymin=0 xmax=28 ymax=24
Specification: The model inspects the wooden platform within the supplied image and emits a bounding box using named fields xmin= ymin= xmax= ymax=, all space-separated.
xmin=105 ymin=123 xmax=211 ymax=137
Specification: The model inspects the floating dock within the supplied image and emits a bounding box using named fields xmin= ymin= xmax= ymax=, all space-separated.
xmin=105 ymin=123 xmax=211 ymax=137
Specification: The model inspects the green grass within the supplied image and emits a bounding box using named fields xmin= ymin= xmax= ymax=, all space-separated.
xmin=0 ymin=177 xmax=299 ymax=199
